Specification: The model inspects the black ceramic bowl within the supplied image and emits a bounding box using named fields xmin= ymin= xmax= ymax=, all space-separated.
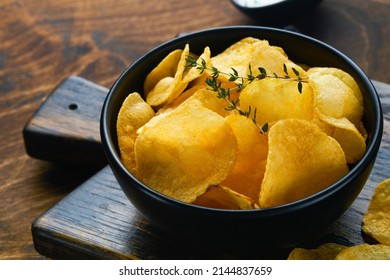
xmin=101 ymin=26 xmax=383 ymax=254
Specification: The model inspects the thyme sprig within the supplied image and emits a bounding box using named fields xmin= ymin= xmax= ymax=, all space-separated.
xmin=185 ymin=55 xmax=308 ymax=134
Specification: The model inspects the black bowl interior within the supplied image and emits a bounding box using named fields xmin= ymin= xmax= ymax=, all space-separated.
xmin=101 ymin=26 xmax=383 ymax=252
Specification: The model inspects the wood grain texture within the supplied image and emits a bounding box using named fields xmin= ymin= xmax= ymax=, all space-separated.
xmin=23 ymin=76 xmax=107 ymax=167
xmin=0 ymin=0 xmax=389 ymax=259
xmin=31 ymin=81 xmax=390 ymax=260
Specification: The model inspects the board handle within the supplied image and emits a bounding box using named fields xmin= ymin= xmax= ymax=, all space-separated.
xmin=23 ymin=76 xmax=108 ymax=167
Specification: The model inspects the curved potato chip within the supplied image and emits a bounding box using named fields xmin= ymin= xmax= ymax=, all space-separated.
xmin=240 ymin=78 xmax=313 ymax=126
xmin=283 ymin=61 xmax=308 ymax=79
xmin=135 ymin=103 xmax=237 ymax=203
xmin=317 ymin=112 xmax=366 ymax=164
xmin=307 ymin=67 xmax=363 ymax=117
xmin=193 ymin=185 xmax=258 ymax=210
xmin=187 ymin=87 xmax=240 ymax=117
xmin=144 ymin=49 xmax=183 ymax=94
xmin=221 ymin=114 xmax=268 ymax=201
xmin=116 ymin=92 xmax=155 ymax=175
xmin=356 ymin=121 xmax=368 ymax=141
xmin=156 ymin=85 xmax=205 ymax=115
xmin=335 ymin=244 xmax=390 ymax=260
xmin=260 ymin=119 xmax=348 ymax=208
xmin=288 ymin=243 xmax=347 ymax=260
xmin=158 ymin=84 xmax=241 ymax=119
xmin=362 ymin=178 xmax=390 ymax=246
xmin=310 ymin=109 xmax=335 ymax=136
xmin=308 ymin=71 xmax=362 ymax=125
xmin=145 ymin=45 xmax=211 ymax=107
xmin=211 ymin=37 xmax=291 ymax=81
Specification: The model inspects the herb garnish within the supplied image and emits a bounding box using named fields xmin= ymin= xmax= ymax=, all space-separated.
xmin=185 ymin=55 xmax=308 ymax=134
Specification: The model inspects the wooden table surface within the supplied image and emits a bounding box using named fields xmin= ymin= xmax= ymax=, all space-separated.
xmin=1 ymin=0 xmax=389 ymax=260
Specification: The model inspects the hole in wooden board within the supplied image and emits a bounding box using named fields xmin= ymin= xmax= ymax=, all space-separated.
xmin=68 ymin=103 xmax=78 ymax=110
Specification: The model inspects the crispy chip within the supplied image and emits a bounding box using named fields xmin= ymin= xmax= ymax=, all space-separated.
xmin=316 ymin=112 xmax=366 ymax=164
xmin=221 ymin=114 xmax=268 ymax=201
xmin=362 ymin=178 xmax=390 ymax=246
xmin=156 ymin=85 xmax=205 ymax=115
xmin=116 ymin=92 xmax=155 ymax=175
xmin=240 ymin=78 xmax=313 ymax=126
xmin=162 ymin=87 xmax=239 ymax=118
xmin=145 ymin=45 xmax=211 ymax=107
xmin=335 ymin=244 xmax=390 ymax=260
xmin=143 ymin=49 xmax=183 ymax=95
xmin=193 ymin=185 xmax=258 ymax=210
xmin=134 ymin=102 xmax=237 ymax=203
xmin=259 ymin=119 xmax=348 ymax=208
xmin=288 ymin=243 xmax=347 ymax=260
xmin=308 ymin=67 xmax=364 ymax=120
xmin=211 ymin=37 xmax=291 ymax=81
xmin=308 ymin=70 xmax=363 ymax=125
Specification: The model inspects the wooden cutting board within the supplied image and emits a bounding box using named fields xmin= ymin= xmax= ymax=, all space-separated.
xmin=25 ymin=76 xmax=390 ymax=259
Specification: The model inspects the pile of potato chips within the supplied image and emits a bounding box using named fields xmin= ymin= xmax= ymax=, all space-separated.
xmin=116 ymin=37 xmax=367 ymax=209
xmin=288 ymin=179 xmax=390 ymax=260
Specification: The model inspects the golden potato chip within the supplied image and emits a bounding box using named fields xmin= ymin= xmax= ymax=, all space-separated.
xmin=159 ymin=87 xmax=239 ymax=119
xmin=288 ymin=243 xmax=347 ymax=260
xmin=335 ymin=244 xmax=390 ymax=260
xmin=134 ymin=102 xmax=237 ymax=203
xmin=116 ymin=92 xmax=155 ymax=175
xmin=362 ymin=178 xmax=390 ymax=246
xmin=219 ymin=186 xmax=259 ymax=210
xmin=259 ymin=119 xmax=349 ymax=208
xmin=310 ymin=109 xmax=335 ymax=136
xmin=143 ymin=49 xmax=183 ymax=95
xmin=145 ymin=44 xmax=211 ymax=107
xmin=156 ymin=85 xmax=205 ymax=115
xmin=221 ymin=114 xmax=268 ymax=201
xmin=193 ymin=185 xmax=239 ymax=210
xmin=307 ymin=67 xmax=363 ymax=118
xmin=240 ymin=79 xmax=313 ymax=126
xmin=322 ymin=115 xmax=366 ymax=164
xmin=308 ymin=71 xmax=363 ymax=125
xmin=283 ymin=61 xmax=308 ymax=79
xmin=356 ymin=121 xmax=368 ymax=141
xmin=211 ymin=37 xmax=292 ymax=81
xmin=193 ymin=185 xmax=258 ymax=210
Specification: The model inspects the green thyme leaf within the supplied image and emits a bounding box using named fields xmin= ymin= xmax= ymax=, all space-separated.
xmin=185 ymin=54 xmax=308 ymax=134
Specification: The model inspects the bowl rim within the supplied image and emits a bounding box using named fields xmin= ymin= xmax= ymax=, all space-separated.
xmin=101 ymin=25 xmax=383 ymax=216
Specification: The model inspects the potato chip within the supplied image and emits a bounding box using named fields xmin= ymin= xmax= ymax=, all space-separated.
xmin=211 ymin=37 xmax=292 ymax=82
xmin=317 ymin=113 xmax=366 ymax=164
xmin=221 ymin=114 xmax=268 ymax=201
xmin=240 ymin=79 xmax=313 ymax=126
xmin=156 ymin=85 xmax=205 ymax=115
xmin=116 ymin=92 xmax=155 ymax=175
xmin=143 ymin=49 xmax=183 ymax=95
xmin=307 ymin=67 xmax=363 ymax=118
xmin=335 ymin=244 xmax=390 ymax=260
xmin=259 ymin=119 xmax=349 ymax=208
xmin=308 ymin=70 xmax=363 ymax=125
xmin=134 ymin=102 xmax=237 ymax=203
xmin=310 ymin=109 xmax=335 ymax=136
xmin=288 ymin=243 xmax=347 ymax=260
xmin=160 ymin=87 xmax=239 ymax=118
xmin=145 ymin=44 xmax=211 ymax=107
xmin=193 ymin=185 xmax=258 ymax=210
xmin=362 ymin=178 xmax=390 ymax=246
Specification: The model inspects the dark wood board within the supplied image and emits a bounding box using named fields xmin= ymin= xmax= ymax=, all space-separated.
xmin=23 ymin=76 xmax=108 ymax=168
xmin=30 ymin=78 xmax=390 ymax=259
